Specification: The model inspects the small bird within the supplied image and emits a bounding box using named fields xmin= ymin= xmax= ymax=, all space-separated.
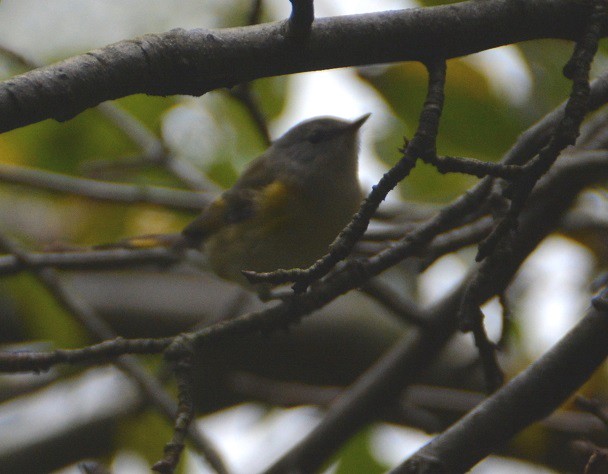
xmin=106 ymin=115 xmax=369 ymax=288
xmin=182 ymin=114 xmax=369 ymax=286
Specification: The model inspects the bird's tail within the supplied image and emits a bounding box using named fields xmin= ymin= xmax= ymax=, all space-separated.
xmin=94 ymin=232 xmax=190 ymax=251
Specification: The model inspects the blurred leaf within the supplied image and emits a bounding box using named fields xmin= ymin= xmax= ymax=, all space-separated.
xmin=206 ymin=93 xmax=269 ymax=186
xmin=206 ymin=158 xmax=239 ymax=190
xmin=3 ymin=274 xmax=89 ymax=348
xmin=0 ymin=110 xmax=132 ymax=173
xmin=215 ymin=0 xmax=262 ymax=27
xmin=0 ymin=95 xmax=173 ymax=176
xmin=159 ymin=88 xmax=273 ymax=190
xmin=75 ymin=202 xmax=140 ymax=246
xmin=116 ymin=409 xmax=173 ymax=466
xmin=250 ymin=76 xmax=289 ymax=122
xmin=361 ymin=59 xmax=529 ymax=201
xmin=515 ymin=40 xmax=574 ymax=117
xmin=333 ymin=429 xmax=388 ymax=474
xmin=598 ymin=37 xmax=608 ymax=59
xmin=360 ymin=60 xmax=528 ymax=162
xmin=114 ymin=95 xmax=174 ymax=136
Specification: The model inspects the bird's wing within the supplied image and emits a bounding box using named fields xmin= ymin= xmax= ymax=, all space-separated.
xmin=182 ymin=153 xmax=280 ymax=244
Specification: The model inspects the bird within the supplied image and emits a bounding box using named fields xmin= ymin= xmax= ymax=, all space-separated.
xmin=104 ymin=114 xmax=369 ymax=289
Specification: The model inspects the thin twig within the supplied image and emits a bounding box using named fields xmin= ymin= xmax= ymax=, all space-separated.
xmin=0 ymin=247 xmax=178 ymax=276
xmin=361 ymin=279 xmax=428 ymax=327
xmin=476 ymin=1 xmax=604 ymax=262
xmin=426 ymin=155 xmax=525 ymax=179
xmin=0 ymin=162 xmax=211 ymax=210
xmin=454 ymin=4 xmax=605 ymax=392
xmin=0 ymin=337 xmax=169 ymax=372
xmin=153 ymin=347 xmax=196 ymax=474
xmin=287 ymin=0 xmax=314 ymax=39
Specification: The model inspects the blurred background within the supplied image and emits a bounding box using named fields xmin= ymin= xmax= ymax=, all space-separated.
xmin=0 ymin=0 xmax=606 ymax=473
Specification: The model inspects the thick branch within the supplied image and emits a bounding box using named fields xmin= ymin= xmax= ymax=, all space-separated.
xmin=392 ymin=297 xmax=608 ymax=473
xmin=0 ymin=0 xmax=599 ymax=133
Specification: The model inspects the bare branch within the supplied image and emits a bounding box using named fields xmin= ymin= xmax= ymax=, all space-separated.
xmin=287 ymin=0 xmax=314 ymax=39
xmin=153 ymin=348 xmax=196 ymax=474
xmin=476 ymin=1 xmax=605 ymax=262
xmin=391 ymin=292 xmax=608 ymax=473
xmin=0 ymin=162 xmax=211 ymax=210
xmin=0 ymin=0 xmax=599 ymax=133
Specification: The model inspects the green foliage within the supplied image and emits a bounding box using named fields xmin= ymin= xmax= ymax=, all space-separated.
xmin=250 ymin=76 xmax=289 ymax=122
xmin=360 ymin=60 xmax=529 ymax=161
xmin=516 ymin=40 xmax=576 ymax=115
xmin=3 ymin=111 xmax=131 ymax=174
xmin=3 ymin=274 xmax=88 ymax=348
xmin=200 ymin=76 xmax=288 ymax=188
xmin=333 ymin=429 xmax=389 ymax=474
xmin=360 ymin=59 xmax=529 ymax=201
xmin=0 ymin=95 xmax=172 ymax=175
xmin=117 ymin=95 xmax=173 ymax=135
xmin=116 ymin=409 xmax=174 ymax=466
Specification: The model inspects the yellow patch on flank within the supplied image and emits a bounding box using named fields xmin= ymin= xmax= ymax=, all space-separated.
xmin=256 ymin=180 xmax=293 ymax=231
xmin=126 ymin=208 xmax=181 ymax=236
xmin=260 ymin=181 xmax=290 ymax=210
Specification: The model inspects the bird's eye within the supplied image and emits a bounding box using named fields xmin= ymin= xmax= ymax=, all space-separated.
xmin=308 ymin=130 xmax=325 ymax=143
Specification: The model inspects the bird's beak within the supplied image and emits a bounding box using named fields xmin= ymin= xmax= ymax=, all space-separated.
xmin=349 ymin=113 xmax=371 ymax=131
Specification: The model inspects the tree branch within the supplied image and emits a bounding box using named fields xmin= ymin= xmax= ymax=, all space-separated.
xmin=391 ymin=292 xmax=608 ymax=473
xmin=287 ymin=0 xmax=314 ymax=39
xmin=0 ymin=0 xmax=600 ymax=133
xmin=0 ymin=162 xmax=211 ymax=210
